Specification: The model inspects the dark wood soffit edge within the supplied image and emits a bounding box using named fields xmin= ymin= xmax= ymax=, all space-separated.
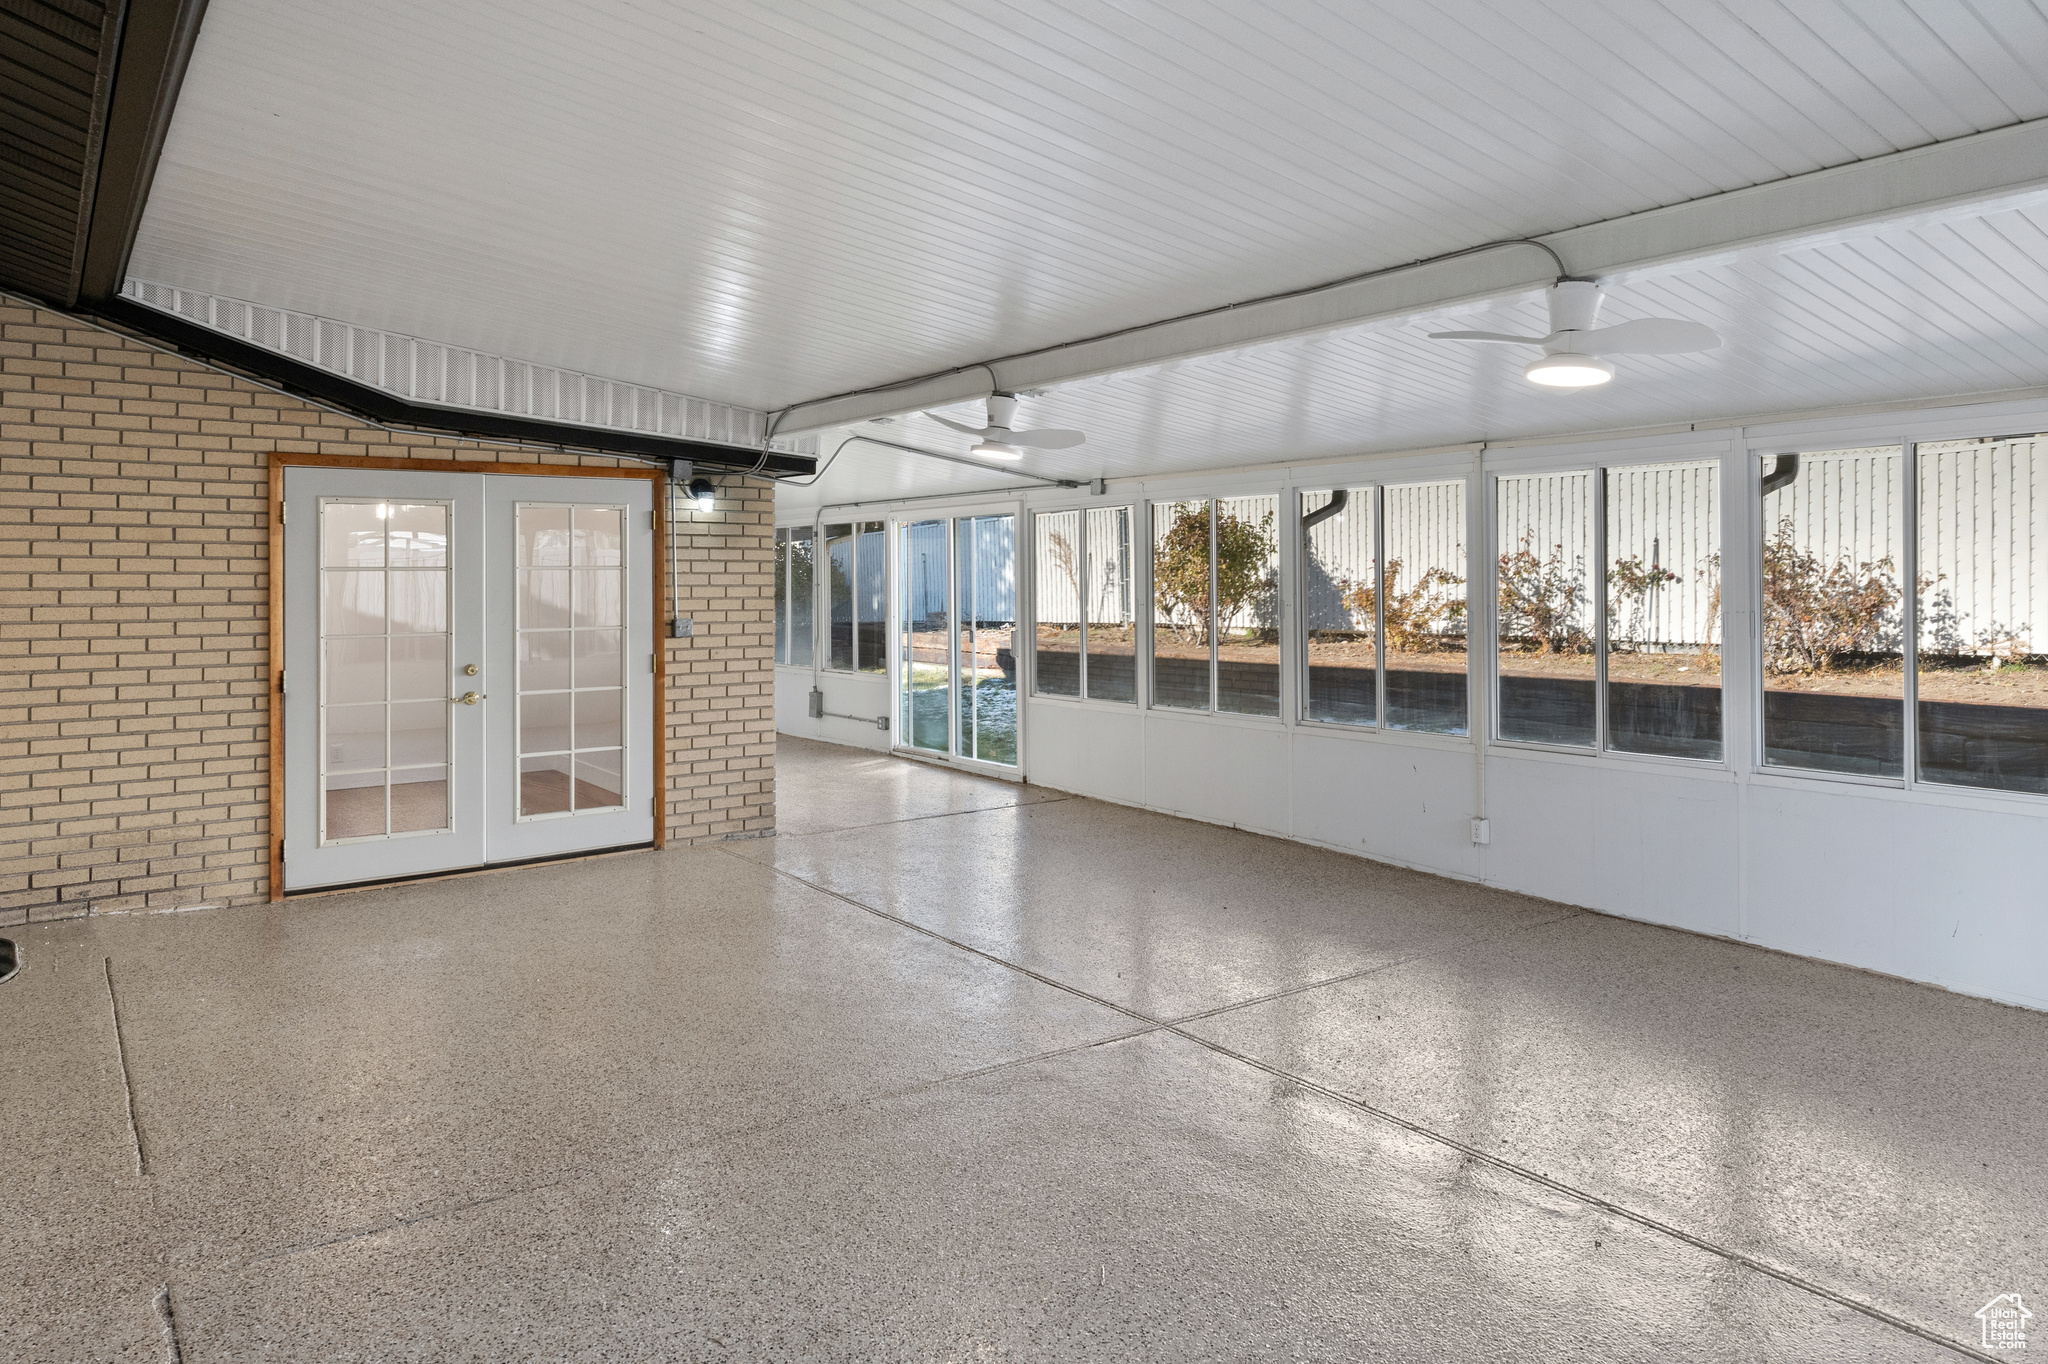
xmin=88 ymin=296 xmax=816 ymax=475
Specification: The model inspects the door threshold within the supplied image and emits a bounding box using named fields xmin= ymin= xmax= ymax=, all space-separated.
xmin=282 ymin=842 xmax=655 ymax=899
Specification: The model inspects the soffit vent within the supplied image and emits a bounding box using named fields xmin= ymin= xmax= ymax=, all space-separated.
xmin=120 ymin=278 xmax=815 ymax=455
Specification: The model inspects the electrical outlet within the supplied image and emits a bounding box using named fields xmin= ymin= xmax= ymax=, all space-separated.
xmin=670 ymin=618 xmax=694 ymax=638
xmin=1470 ymin=817 xmax=1491 ymax=846
xmin=330 ymin=744 xmax=343 ymax=764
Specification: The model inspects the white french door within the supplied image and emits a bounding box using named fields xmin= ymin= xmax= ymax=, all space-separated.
xmin=281 ymin=467 xmax=656 ymax=890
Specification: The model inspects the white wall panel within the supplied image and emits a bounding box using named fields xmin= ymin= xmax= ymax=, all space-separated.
xmin=1742 ymin=782 xmax=2048 ymax=1011
xmin=1140 ymin=713 xmax=1292 ymax=837
xmin=775 ymin=668 xmax=893 ymax=752
xmin=1022 ymin=702 xmax=1145 ymax=808
xmin=1291 ymin=731 xmax=1481 ymax=881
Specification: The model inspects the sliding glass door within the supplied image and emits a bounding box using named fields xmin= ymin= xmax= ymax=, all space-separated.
xmin=896 ymin=512 xmax=1019 ymax=768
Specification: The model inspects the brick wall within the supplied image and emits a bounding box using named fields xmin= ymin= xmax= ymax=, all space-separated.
xmin=0 ymin=292 xmax=776 ymax=924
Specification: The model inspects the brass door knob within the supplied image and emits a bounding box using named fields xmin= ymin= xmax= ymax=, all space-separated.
xmin=463 ymin=663 xmax=479 ymax=676
xmin=453 ymin=691 xmax=484 ymax=705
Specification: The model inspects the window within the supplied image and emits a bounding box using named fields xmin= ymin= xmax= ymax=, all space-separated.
xmin=1150 ymin=497 xmax=1280 ymax=715
xmin=1495 ymin=472 xmax=1594 ymax=745
xmin=773 ymin=525 xmax=815 ymax=668
xmin=1301 ymin=487 xmax=1376 ymax=726
xmin=1760 ymin=447 xmax=1903 ymax=776
xmin=1382 ymin=480 xmax=1467 ymax=734
xmin=899 ymin=518 xmax=948 ymax=751
xmin=1085 ymin=506 xmax=1137 ymax=702
xmin=824 ymin=519 xmax=886 ymax=673
xmin=1606 ymin=462 xmax=1721 ymax=759
xmin=1034 ymin=510 xmax=1082 ymax=698
xmin=1917 ymin=435 xmax=2048 ymax=794
xmin=1151 ymin=499 xmax=1212 ymax=711
xmin=1493 ymin=462 xmax=1721 ymax=759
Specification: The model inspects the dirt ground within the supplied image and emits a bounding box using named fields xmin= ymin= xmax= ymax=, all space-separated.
xmin=1038 ymin=626 xmax=2048 ymax=707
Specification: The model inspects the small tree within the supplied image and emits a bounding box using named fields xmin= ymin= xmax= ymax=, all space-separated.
xmin=1497 ymin=535 xmax=1590 ymax=656
xmin=1344 ymin=558 xmax=1466 ymax=653
xmin=1606 ymin=553 xmax=1679 ymax=651
xmin=1154 ymin=505 xmax=1275 ymax=643
xmin=1045 ymin=525 xmax=1080 ymax=630
xmin=1760 ymin=516 xmax=1904 ymax=674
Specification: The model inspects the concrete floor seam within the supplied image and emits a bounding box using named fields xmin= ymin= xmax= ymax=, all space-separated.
xmin=1160 ymin=909 xmax=1589 ymax=1026
xmin=774 ymin=793 xmax=1076 ymax=839
xmin=103 ymin=955 xmax=148 ymax=1178
xmin=743 ymin=848 xmax=1994 ymax=1363
xmin=228 ymin=1030 xmax=1160 ymax=1275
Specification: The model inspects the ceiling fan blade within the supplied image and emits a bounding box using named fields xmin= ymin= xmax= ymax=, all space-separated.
xmin=1576 ymin=317 xmax=1720 ymax=356
xmin=924 ymin=412 xmax=990 ymax=437
xmin=1428 ymin=329 xmax=1552 ymax=345
xmin=1006 ymin=428 xmax=1086 ymax=450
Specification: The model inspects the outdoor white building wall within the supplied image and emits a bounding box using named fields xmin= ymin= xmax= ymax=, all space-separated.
xmin=778 ymin=398 xmax=2048 ymax=1014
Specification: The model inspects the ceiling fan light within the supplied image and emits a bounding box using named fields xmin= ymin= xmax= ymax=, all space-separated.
xmin=971 ymin=440 xmax=1025 ymax=461
xmin=1524 ymin=353 xmax=1615 ymax=388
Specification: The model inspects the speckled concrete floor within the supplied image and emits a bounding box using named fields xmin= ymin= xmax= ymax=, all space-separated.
xmin=4 ymin=735 xmax=2040 ymax=1362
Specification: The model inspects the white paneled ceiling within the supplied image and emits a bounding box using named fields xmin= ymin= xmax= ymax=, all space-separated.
xmin=137 ymin=0 xmax=2048 ymax=422
xmin=780 ymin=195 xmax=2048 ymax=508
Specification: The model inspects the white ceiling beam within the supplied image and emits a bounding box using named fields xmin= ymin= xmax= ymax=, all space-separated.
xmin=777 ymin=116 xmax=2048 ymax=434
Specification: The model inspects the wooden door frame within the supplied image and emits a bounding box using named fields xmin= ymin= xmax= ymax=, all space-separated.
xmin=267 ymin=453 xmax=670 ymax=901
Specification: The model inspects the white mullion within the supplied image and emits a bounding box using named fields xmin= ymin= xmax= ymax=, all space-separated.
xmin=1902 ymin=438 xmax=1921 ymax=787
xmin=1374 ymin=486 xmax=1387 ymax=730
xmin=1594 ymin=466 xmax=1609 ymax=755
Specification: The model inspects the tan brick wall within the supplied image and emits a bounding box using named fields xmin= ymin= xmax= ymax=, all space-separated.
xmin=0 ymin=293 xmax=775 ymax=925
xmin=665 ymin=474 xmax=777 ymax=842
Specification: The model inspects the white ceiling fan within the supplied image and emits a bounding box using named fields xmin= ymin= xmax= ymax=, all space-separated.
xmin=1429 ymin=280 xmax=1720 ymax=387
xmin=924 ymin=392 xmax=1085 ymax=460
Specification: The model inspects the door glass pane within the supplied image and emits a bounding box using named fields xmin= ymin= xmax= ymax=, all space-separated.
xmin=1152 ymin=500 xmax=1212 ymax=711
xmin=1917 ymin=435 xmax=2048 ymax=794
xmin=323 ymin=501 xmax=385 ymax=567
xmin=857 ymin=521 xmax=887 ymax=673
xmin=520 ymin=631 xmax=572 ymax=691
xmin=324 ymin=774 xmax=385 ymax=841
xmin=322 ymin=572 xmax=385 ymax=635
xmin=1216 ymin=495 xmax=1279 ymax=716
xmin=574 ymin=752 xmax=624 ymax=810
xmin=786 ymin=527 xmax=815 ymax=668
xmin=1085 ymin=507 xmax=1136 ymax=703
xmin=1761 ymin=448 xmax=1904 ymax=776
xmin=956 ymin=514 xmax=1017 ymax=765
xmin=388 ymin=700 xmax=447 ymax=768
xmin=389 ymin=635 xmax=445 ymax=701
xmin=519 ymin=506 xmax=571 ymax=566
xmin=572 ymin=566 xmax=621 ymax=628
xmin=387 ymin=505 xmax=448 ymax=567
xmin=1495 ymin=472 xmax=1594 ymax=746
xmin=517 ymin=504 xmax=628 ymax=818
xmin=521 ymin=756 xmax=574 ymax=816
xmin=1302 ymin=489 xmax=1375 ymax=726
xmin=326 ymin=637 xmax=386 ymax=706
xmin=575 ymin=629 xmax=621 ymax=687
xmin=1382 ymin=481 xmax=1467 ymax=734
xmin=575 ymin=506 xmax=622 ymax=566
xmin=1606 ymin=462 xmax=1722 ymax=759
xmin=826 ymin=522 xmax=855 ymax=671
xmin=319 ymin=498 xmax=452 ymax=843
xmin=389 ymin=768 xmax=448 ymax=835
xmin=520 ymin=569 xmax=571 ymax=630
xmin=899 ymin=519 xmax=950 ymax=751
xmin=1034 ymin=510 xmax=1082 ymax=697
